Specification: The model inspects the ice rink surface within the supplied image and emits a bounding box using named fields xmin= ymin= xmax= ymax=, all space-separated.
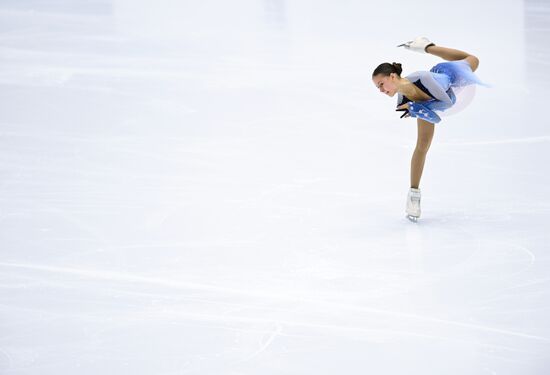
xmin=1 ymin=0 xmax=550 ymax=374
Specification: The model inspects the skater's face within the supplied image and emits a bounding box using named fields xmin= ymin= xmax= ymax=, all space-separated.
xmin=373 ymin=73 xmax=398 ymax=97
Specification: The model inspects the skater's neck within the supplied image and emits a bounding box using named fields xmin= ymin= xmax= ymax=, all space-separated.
xmin=396 ymin=77 xmax=432 ymax=101
xmin=396 ymin=77 xmax=416 ymax=96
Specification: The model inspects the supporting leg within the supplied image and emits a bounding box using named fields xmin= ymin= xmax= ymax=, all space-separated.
xmin=411 ymin=119 xmax=435 ymax=188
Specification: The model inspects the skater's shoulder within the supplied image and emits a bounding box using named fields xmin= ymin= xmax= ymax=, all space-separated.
xmin=405 ymin=70 xmax=433 ymax=80
xmin=405 ymin=71 xmax=438 ymax=87
xmin=401 ymin=72 xmax=436 ymax=100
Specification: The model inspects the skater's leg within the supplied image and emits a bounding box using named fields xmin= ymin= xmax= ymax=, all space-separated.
xmin=426 ymin=45 xmax=479 ymax=72
xmin=411 ymin=118 xmax=434 ymax=189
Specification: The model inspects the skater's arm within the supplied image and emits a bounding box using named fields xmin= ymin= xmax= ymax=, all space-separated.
xmin=417 ymin=72 xmax=453 ymax=105
xmin=397 ymin=101 xmax=441 ymax=124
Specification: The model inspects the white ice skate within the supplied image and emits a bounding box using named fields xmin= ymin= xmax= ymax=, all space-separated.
xmin=397 ymin=36 xmax=435 ymax=54
xmin=406 ymin=188 xmax=421 ymax=222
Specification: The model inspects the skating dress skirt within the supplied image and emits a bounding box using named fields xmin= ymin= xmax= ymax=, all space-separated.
xmin=429 ymin=58 xmax=489 ymax=90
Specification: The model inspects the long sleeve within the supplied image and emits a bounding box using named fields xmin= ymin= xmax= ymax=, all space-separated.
xmin=416 ymin=71 xmax=453 ymax=105
xmin=405 ymin=86 xmax=456 ymax=124
xmin=407 ymin=101 xmax=442 ymax=124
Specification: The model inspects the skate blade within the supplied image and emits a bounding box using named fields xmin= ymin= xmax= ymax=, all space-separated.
xmin=406 ymin=215 xmax=419 ymax=223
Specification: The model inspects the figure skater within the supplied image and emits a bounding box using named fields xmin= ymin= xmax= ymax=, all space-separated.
xmin=371 ymin=37 xmax=489 ymax=222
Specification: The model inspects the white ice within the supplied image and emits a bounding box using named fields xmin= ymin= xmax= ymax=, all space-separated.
xmin=1 ymin=0 xmax=550 ymax=374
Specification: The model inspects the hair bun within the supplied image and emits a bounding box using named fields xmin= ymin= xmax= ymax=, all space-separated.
xmin=391 ymin=62 xmax=403 ymax=75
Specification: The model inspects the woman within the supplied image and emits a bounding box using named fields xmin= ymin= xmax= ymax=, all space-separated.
xmin=372 ymin=37 xmax=488 ymax=222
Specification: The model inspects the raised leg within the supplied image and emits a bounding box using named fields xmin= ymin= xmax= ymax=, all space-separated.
xmin=426 ymin=45 xmax=479 ymax=72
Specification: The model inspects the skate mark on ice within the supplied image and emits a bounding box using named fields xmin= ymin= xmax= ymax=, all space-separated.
xmin=0 ymin=302 xmax=535 ymax=354
xmin=1 ymin=262 xmax=550 ymax=343
xmin=230 ymin=323 xmax=283 ymax=365
xmin=120 ymin=309 xmax=540 ymax=353
xmin=438 ymin=135 xmax=550 ymax=146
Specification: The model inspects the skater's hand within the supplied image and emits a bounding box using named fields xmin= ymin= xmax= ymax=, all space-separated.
xmin=396 ymin=103 xmax=411 ymax=118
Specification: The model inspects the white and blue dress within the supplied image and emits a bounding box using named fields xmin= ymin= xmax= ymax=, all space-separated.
xmin=397 ymin=58 xmax=490 ymax=124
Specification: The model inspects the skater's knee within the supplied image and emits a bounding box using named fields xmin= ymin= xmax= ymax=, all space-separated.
xmin=465 ymin=55 xmax=479 ymax=72
xmin=414 ymin=138 xmax=432 ymax=154
xmin=414 ymin=144 xmax=430 ymax=154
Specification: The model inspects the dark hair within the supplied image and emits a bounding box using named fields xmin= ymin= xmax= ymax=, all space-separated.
xmin=372 ymin=62 xmax=403 ymax=77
